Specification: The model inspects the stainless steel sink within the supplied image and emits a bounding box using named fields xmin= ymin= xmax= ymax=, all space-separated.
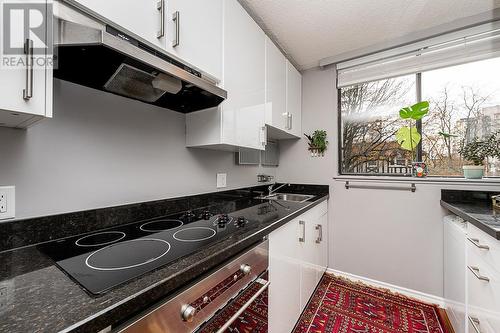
xmin=259 ymin=193 xmax=315 ymax=203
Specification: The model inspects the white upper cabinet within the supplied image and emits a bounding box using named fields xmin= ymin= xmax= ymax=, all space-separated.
xmin=70 ymin=0 xmax=223 ymax=80
xmin=264 ymin=38 xmax=302 ymax=139
xmin=286 ymin=60 xmax=302 ymax=137
xmin=186 ymin=0 xmax=266 ymax=151
xmin=164 ymin=0 xmax=223 ymax=81
xmin=265 ymin=37 xmax=287 ymax=134
xmin=0 ymin=0 xmax=52 ymax=128
xmin=68 ymin=0 xmax=167 ymax=49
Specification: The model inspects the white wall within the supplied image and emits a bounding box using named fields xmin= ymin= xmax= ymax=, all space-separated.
xmin=0 ymin=80 xmax=276 ymax=219
xmin=277 ymin=65 xmax=500 ymax=298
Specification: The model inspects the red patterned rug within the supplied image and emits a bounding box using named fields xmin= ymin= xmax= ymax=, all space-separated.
xmin=293 ymin=273 xmax=451 ymax=333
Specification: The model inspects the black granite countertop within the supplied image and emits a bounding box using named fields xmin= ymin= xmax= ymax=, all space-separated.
xmin=0 ymin=184 xmax=328 ymax=333
xmin=441 ymin=189 xmax=500 ymax=240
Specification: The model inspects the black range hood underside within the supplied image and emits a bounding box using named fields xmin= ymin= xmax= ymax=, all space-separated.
xmin=54 ymin=44 xmax=225 ymax=113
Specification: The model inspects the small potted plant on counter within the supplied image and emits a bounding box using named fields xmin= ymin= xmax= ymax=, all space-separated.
xmin=304 ymin=130 xmax=328 ymax=157
xmin=458 ymin=132 xmax=500 ymax=179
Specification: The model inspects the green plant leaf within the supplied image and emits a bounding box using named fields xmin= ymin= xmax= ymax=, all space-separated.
xmin=399 ymin=101 xmax=429 ymax=120
xmin=396 ymin=126 xmax=421 ymax=151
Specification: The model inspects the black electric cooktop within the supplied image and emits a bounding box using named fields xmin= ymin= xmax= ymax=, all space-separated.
xmin=39 ymin=198 xmax=307 ymax=295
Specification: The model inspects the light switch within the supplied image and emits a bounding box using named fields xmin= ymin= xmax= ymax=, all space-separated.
xmin=216 ymin=173 xmax=227 ymax=188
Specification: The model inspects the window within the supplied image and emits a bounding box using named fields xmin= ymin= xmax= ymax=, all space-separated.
xmin=339 ymin=57 xmax=500 ymax=177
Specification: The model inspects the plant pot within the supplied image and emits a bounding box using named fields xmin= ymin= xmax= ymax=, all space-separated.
xmin=412 ymin=162 xmax=428 ymax=178
xmin=463 ymin=165 xmax=485 ymax=179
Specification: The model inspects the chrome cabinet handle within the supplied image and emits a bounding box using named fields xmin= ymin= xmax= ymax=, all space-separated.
xmin=260 ymin=126 xmax=267 ymax=146
xmin=469 ymin=316 xmax=482 ymax=333
xmin=468 ymin=237 xmax=490 ymax=250
xmin=157 ymin=0 xmax=165 ymax=38
xmin=215 ymin=280 xmax=269 ymax=333
xmin=172 ymin=11 xmax=180 ymax=47
xmin=315 ymin=224 xmax=322 ymax=244
xmin=23 ymin=39 xmax=33 ymax=100
xmin=299 ymin=220 xmax=305 ymax=243
xmin=288 ymin=113 xmax=293 ymax=130
xmin=468 ymin=266 xmax=490 ymax=282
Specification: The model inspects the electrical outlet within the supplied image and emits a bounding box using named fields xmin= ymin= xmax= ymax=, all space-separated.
xmin=0 ymin=186 xmax=15 ymax=220
xmin=216 ymin=173 xmax=227 ymax=188
xmin=0 ymin=193 xmax=5 ymax=213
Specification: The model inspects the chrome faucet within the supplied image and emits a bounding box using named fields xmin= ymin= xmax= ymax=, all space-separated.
xmin=268 ymin=183 xmax=290 ymax=196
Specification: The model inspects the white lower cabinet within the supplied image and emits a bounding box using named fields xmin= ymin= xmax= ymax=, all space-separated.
xmin=269 ymin=200 xmax=328 ymax=333
xmin=444 ymin=216 xmax=500 ymax=333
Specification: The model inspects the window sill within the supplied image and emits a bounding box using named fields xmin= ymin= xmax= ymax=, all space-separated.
xmin=333 ymin=175 xmax=500 ymax=185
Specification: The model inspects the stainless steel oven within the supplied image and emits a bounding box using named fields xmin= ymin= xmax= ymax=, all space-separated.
xmin=119 ymin=240 xmax=269 ymax=333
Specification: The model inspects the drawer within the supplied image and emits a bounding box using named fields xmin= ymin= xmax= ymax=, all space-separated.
xmin=467 ymin=223 xmax=500 ymax=276
xmin=467 ymin=249 xmax=500 ymax=331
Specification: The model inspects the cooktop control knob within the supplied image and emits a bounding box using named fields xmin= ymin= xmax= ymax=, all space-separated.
xmin=236 ymin=216 xmax=247 ymax=227
xmin=218 ymin=214 xmax=230 ymax=224
xmin=240 ymin=264 xmax=252 ymax=275
xmin=200 ymin=210 xmax=211 ymax=220
xmin=181 ymin=304 xmax=196 ymax=322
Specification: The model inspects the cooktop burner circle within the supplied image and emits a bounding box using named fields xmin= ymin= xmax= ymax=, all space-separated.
xmin=85 ymin=238 xmax=171 ymax=271
xmin=75 ymin=231 xmax=126 ymax=247
xmin=139 ymin=219 xmax=183 ymax=232
xmin=173 ymin=227 xmax=217 ymax=242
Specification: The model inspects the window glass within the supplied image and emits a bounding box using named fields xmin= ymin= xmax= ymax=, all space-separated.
xmin=422 ymin=57 xmax=500 ymax=177
xmin=340 ymin=75 xmax=416 ymax=175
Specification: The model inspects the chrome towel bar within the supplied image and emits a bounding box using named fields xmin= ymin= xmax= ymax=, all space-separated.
xmin=345 ymin=181 xmax=416 ymax=192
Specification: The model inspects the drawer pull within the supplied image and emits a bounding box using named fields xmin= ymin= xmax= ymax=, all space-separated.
xmin=469 ymin=316 xmax=482 ymax=333
xmin=468 ymin=266 xmax=490 ymax=282
xmin=468 ymin=237 xmax=490 ymax=250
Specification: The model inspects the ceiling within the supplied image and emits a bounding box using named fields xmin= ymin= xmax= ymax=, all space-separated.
xmin=239 ymin=0 xmax=500 ymax=70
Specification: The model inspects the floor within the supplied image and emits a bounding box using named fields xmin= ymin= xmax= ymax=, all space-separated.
xmin=293 ymin=273 xmax=453 ymax=333
xmin=199 ymin=272 xmax=453 ymax=333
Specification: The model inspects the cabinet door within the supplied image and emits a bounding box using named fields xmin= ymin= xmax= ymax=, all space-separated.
xmin=269 ymin=219 xmax=301 ymax=333
xmin=0 ymin=1 xmax=51 ymax=128
xmin=265 ymin=37 xmax=287 ymax=131
xmin=299 ymin=216 xmax=319 ymax=311
xmin=316 ymin=213 xmax=328 ymax=279
xmin=70 ymin=0 xmax=166 ymax=49
xmin=444 ymin=216 xmax=467 ymax=333
xmin=165 ymin=0 xmax=223 ymax=80
xmin=286 ymin=60 xmax=302 ymax=137
xmin=222 ymin=0 xmax=266 ymax=150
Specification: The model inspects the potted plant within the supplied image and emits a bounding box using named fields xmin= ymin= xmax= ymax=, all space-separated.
xmin=395 ymin=101 xmax=429 ymax=177
xmin=458 ymin=132 xmax=500 ymax=179
xmin=304 ymin=130 xmax=328 ymax=157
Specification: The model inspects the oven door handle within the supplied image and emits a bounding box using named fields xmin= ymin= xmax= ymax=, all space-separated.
xmin=215 ymin=279 xmax=270 ymax=333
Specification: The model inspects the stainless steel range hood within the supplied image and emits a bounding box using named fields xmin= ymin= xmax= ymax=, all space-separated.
xmin=53 ymin=3 xmax=226 ymax=113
